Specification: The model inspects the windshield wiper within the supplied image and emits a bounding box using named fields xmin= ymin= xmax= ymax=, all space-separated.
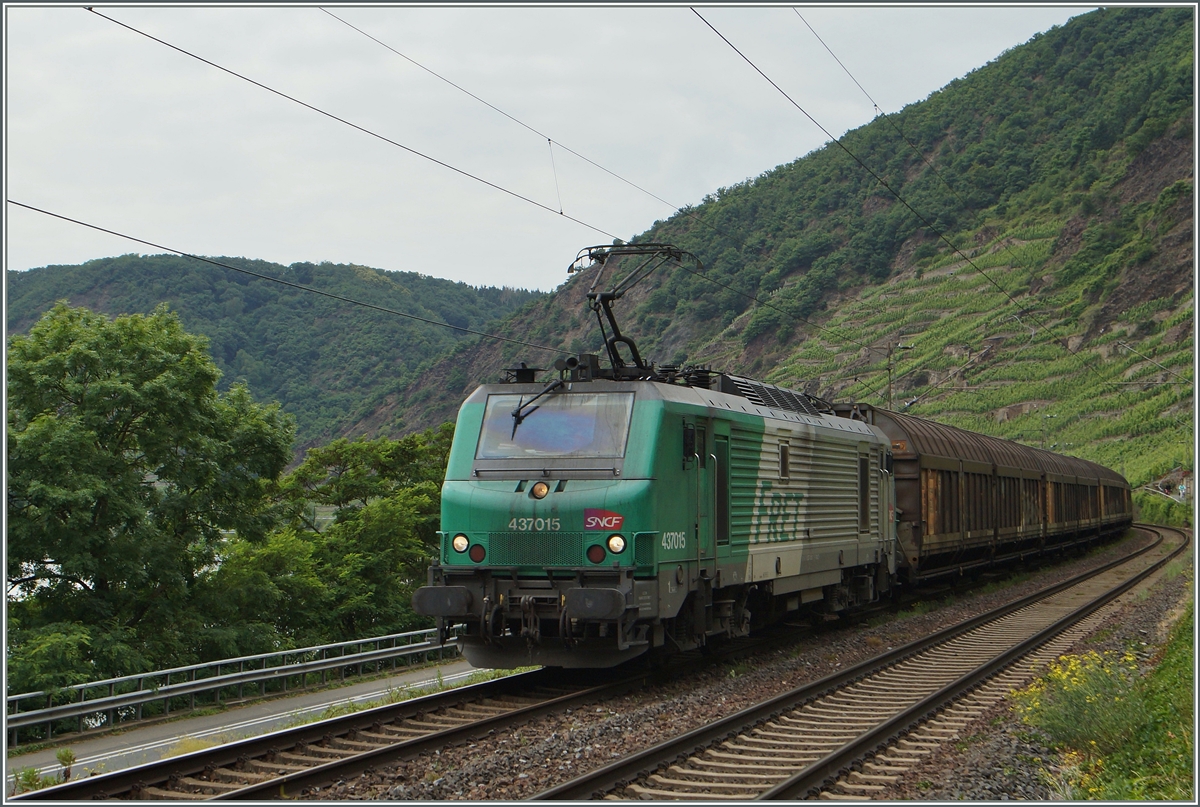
xmin=511 ymin=379 xmax=564 ymax=438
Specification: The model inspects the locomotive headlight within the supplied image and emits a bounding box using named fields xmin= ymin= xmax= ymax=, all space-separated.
xmin=606 ymin=534 xmax=626 ymax=554
xmin=530 ymin=481 xmax=550 ymax=499
xmin=452 ymin=534 xmax=469 ymax=553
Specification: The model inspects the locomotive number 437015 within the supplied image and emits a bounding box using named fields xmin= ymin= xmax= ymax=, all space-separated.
xmin=661 ymin=531 xmax=687 ymax=550
xmin=508 ymin=517 xmax=561 ymax=531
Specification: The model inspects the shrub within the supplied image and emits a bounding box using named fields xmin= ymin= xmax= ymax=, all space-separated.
xmin=1012 ymin=649 xmax=1143 ymax=754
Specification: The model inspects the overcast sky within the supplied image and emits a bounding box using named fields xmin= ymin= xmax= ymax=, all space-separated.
xmin=6 ymin=3 xmax=1093 ymax=292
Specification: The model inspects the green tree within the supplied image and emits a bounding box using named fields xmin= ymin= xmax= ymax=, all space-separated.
xmin=184 ymin=425 xmax=453 ymax=653
xmin=280 ymin=424 xmax=452 ymax=529
xmin=313 ymin=486 xmax=437 ymax=637
xmin=6 ymin=303 xmax=294 ymax=691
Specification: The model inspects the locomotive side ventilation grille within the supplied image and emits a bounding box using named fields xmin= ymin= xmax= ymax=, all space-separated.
xmin=722 ymin=375 xmax=823 ymax=417
xmin=634 ymin=534 xmax=655 ymax=567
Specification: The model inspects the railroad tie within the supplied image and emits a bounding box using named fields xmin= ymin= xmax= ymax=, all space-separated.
xmin=246 ymin=758 xmax=308 ymax=775
xmin=664 ymin=764 xmax=788 ymax=784
xmin=692 ymin=757 xmax=809 ymax=773
xmin=450 ymin=703 xmax=512 ymax=716
xmin=210 ymin=766 xmax=274 ymax=783
xmin=329 ymin=736 xmax=379 ymax=751
xmin=834 ymin=780 xmax=889 ymax=795
xmin=139 ymin=786 xmax=202 ymax=801
xmin=819 ymin=791 xmax=871 ymax=801
xmin=402 ymin=717 xmax=469 ymax=731
xmin=849 ymin=771 xmax=900 ymax=785
xmin=177 ymin=776 xmax=244 ymax=794
xmin=355 ymin=728 xmax=406 ymax=742
xmin=627 ymin=782 xmax=760 ymax=800
xmin=704 ymin=748 xmax=820 ymax=764
xmin=746 ymin=730 xmax=854 ymax=745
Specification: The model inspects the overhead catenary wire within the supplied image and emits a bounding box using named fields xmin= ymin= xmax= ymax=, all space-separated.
xmin=317 ymin=6 xmax=740 ymax=246
xmin=691 ymin=7 xmax=1126 ymax=398
xmin=323 ymin=2 xmax=860 ymax=355
xmin=791 ymin=8 xmax=1118 ymax=390
xmin=7 ymin=200 xmax=567 ymax=356
xmin=1116 ymin=341 xmax=1192 ymax=384
xmin=84 ymin=6 xmax=620 ymax=243
xmin=548 ymin=139 xmax=564 ymax=214
xmin=91 ymin=5 xmax=895 ymax=365
xmin=85 ymin=5 xmax=841 ymax=358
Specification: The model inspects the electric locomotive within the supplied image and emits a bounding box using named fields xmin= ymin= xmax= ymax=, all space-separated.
xmin=413 ymin=360 xmax=896 ymax=668
xmin=412 ymin=244 xmax=1132 ymax=668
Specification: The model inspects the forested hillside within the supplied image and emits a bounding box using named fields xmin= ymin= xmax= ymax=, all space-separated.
xmin=6 ymin=256 xmax=542 ymax=448
xmin=380 ymin=6 xmax=1192 ymax=500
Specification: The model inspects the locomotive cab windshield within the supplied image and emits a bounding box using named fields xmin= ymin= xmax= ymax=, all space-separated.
xmin=478 ymin=391 xmax=634 ymax=459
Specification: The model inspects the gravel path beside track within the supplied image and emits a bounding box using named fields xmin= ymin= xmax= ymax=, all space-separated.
xmin=306 ymin=532 xmax=1190 ymax=801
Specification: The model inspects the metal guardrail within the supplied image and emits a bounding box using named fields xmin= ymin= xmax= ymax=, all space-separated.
xmin=6 ymin=627 xmax=460 ymax=745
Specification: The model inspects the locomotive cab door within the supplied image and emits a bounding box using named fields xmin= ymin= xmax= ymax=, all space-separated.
xmin=684 ymin=419 xmax=717 ymax=579
xmin=712 ymin=424 xmax=732 ymax=565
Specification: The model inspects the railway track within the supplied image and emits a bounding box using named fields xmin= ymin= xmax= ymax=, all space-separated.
xmin=11 ymin=666 xmax=622 ymax=801
xmin=13 ymin=629 xmax=790 ymax=800
xmin=535 ymin=525 xmax=1188 ymax=801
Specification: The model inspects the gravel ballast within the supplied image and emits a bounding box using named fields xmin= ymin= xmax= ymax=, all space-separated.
xmin=305 ymin=531 xmax=1191 ymax=801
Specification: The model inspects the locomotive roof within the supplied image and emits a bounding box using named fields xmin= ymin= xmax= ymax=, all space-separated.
xmin=473 ymin=376 xmax=885 ymax=442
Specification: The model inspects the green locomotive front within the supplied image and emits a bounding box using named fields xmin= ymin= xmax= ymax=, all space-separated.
xmin=413 ymin=368 xmax=896 ymax=668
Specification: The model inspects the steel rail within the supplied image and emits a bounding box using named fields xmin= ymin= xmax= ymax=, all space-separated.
xmin=533 ymin=526 xmax=1172 ymax=800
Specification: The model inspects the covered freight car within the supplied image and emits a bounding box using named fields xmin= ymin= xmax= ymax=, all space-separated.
xmin=833 ymin=403 xmax=1132 ymax=581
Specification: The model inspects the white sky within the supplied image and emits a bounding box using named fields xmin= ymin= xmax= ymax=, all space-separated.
xmin=5 ymin=3 xmax=1093 ymax=292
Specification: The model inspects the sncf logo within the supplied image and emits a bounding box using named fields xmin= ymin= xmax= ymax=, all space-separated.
xmin=584 ymin=508 xmax=624 ymax=530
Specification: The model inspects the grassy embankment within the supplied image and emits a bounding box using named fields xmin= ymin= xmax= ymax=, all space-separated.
xmin=1011 ymin=566 xmax=1193 ymax=799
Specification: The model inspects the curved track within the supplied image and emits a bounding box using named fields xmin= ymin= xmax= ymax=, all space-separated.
xmin=535 ymin=525 xmax=1187 ymax=800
